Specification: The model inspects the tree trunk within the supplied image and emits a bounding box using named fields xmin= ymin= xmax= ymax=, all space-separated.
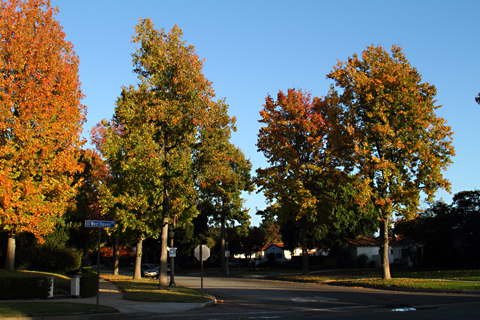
xmin=113 ymin=236 xmax=120 ymax=276
xmin=82 ymin=229 xmax=90 ymax=267
xmin=159 ymin=140 xmax=170 ymax=290
xmin=4 ymin=233 xmax=15 ymax=270
xmin=301 ymin=216 xmax=309 ymax=275
xmin=220 ymin=216 xmax=226 ymax=274
xmin=133 ymin=234 xmax=144 ymax=279
xmin=379 ymin=217 xmax=391 ymax=280
xmin=159 ymin=216 xmax=169 ymax=289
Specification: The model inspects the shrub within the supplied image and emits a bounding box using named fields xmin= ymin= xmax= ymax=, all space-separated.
xmin=31 ymin=246 xmax=82 ymax=273
xmin=16 ymin=243 xmax=82 ymax=273
xmin=356 ymin=254 xmax=369 ymax=268
xmin=80 ymin=268 xmax=98 ymax=298
xmin=0 ymin=272 xmax=50 ymax=299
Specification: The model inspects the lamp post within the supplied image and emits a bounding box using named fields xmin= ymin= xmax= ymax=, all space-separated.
xmin=226 ymin=241 xmax=230 ymax=275
xmin=169 ymin=230 xmax=176 ymax=286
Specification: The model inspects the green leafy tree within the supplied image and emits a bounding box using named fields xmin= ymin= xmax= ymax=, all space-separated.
xmin=256 ymin=89 xmax=371 ymax=275
xmin=199 ymin=142 xmax=253 ymax=273
xmin=0 ymin=0 xmax=86 ymax=270
xmin=326 ymin=45 xmax=455 ymax=279
xmin=93 ymin=20 xmax=235 ymax=288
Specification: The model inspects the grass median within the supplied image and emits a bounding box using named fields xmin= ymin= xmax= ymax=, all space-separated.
xmin=265 ymin=268 xmax=480 ymax=292
xmin=102 ymin=274 xmax=214 ymax=303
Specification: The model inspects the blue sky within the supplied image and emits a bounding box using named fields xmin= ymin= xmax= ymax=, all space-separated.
xmin=51 ymin=0 xmax=480 ymax=226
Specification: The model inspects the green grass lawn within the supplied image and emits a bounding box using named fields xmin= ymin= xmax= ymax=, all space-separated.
xmin=265 ymin=268 xmax=480 ymax=292
xmin=102 ymin=274 xmax=214 ymax=303
xmin=333 ymin=278 xmax=480 ymax=291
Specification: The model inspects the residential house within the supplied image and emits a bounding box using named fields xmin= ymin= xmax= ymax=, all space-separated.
xmin=334 ymin=238 xmax=399 ymax=267
xmin=256 ymin=243 xmax=291 ymax=263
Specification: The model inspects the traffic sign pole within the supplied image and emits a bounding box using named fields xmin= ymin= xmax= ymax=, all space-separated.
xmin=200 ymin=245 xmax=203 ymax=297
xmin=85 ymin=220 xmax=115 ymax=310
xmin=97 ymin=228 xmax=100 ymax=309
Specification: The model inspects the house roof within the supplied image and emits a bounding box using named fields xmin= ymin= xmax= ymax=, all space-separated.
xmin=347 ymin=238 xmax=381 ymax=247
xmin=346 ymin=237 xmax=402 ymax=247
xmin=261 ymin=243 xmax=284 ymax=251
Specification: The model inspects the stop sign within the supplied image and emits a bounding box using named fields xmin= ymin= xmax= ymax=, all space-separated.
xmin=194 ymin=245 xmax=210 ymax=261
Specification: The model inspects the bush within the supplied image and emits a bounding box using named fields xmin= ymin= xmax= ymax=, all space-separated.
xmin=34 ymin=246 xmax=82 ymax=273
xmin=80 ymin=268 xmax=98 ymax=298
xmin=17 ymin=245 xmax=82 ymax=273
xmin=356 ymin=254 xmax=369 ymax=268
xmin=0 ymin=272 xmax=50 ymax=299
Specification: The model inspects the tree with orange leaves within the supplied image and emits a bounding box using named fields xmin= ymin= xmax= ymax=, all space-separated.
xmin=0 ymin=0 xmax=86 ymax=270
xmin=326 ymin=45 xmax=455 ymax=279
xmin=256 ymin=89 xmax=374 ymax=275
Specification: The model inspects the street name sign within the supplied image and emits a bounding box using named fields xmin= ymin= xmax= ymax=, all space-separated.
xmin=85 ymin=220 xmax=115 ymax=228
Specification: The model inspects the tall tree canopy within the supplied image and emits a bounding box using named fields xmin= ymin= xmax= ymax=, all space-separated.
xmin=93 ymin=20 xmax=236 ymax=288
xmin=256 ymin=89 xmax=372 ymax=274
xmin=199 ymin=141 xmax=253 ymax=273
xmin=0 ymin=0 xmax=86 ymax=270
xmin=326 ymin=45 xmax=455 ymax=279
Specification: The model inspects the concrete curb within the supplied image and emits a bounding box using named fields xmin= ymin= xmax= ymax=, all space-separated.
xmin=192 ymin=298 xmax=217 ymax=310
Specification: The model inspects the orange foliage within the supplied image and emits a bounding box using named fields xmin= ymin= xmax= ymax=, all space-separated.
xmin=100 ymin=245 xmax=134 ymax=258
xmin=0 ymin=0 xmax=86 ymax=239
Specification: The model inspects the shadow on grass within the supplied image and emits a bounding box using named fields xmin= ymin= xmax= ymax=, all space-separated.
xmin=0 ymin=302 xmax=118 ymax=317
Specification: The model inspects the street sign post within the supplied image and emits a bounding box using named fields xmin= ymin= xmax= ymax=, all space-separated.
xmin=194 ymin=245 xmax=210 ymax=297
xmin=168 ymin=247 xmax=176 ymax=257
xmin=85 ymin=220 xmax=115 ymax=309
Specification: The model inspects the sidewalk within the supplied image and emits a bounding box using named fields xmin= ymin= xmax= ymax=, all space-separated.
xmin=4 ymin=279 xmax=215 ymax=320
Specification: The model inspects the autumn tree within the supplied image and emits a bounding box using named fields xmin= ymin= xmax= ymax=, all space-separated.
xmin=93 ymin=20 xmax=235 ymax=288
xmin=326 ymin=45 xmax=455 ymax=279
xmin=0 ymin=0 xmax=85 ymax=270
xmin=255 ymin=89 xmax=368 ymax=275
xmin=199 ymin=141 xmax=253 ymax=274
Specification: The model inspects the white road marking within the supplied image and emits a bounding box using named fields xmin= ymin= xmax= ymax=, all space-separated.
xmin=292 ymin=296 xmax=339 ymax=303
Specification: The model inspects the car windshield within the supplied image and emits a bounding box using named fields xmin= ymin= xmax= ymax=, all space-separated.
xmin=142 ymin=264 xmax=155 ymax=269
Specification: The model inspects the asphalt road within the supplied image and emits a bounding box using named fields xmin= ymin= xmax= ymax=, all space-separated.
xmin=140 ymin=275 xmax=480 ymax=320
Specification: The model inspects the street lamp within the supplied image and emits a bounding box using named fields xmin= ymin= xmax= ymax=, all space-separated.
xmin=169 ymin=230 xmax=176 ymax=286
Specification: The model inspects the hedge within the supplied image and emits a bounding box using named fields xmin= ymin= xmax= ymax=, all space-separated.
xmin=0 ymin=274 xmax=50 ymax=299
xmin=80 ymin=268 xmax=97 ymax=298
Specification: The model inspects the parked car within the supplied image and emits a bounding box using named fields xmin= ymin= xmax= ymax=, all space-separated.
xmin=228 ymin=261 xmax=243 ymax=267
xmin=141 ymin=264 xmax=158 ymax=278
